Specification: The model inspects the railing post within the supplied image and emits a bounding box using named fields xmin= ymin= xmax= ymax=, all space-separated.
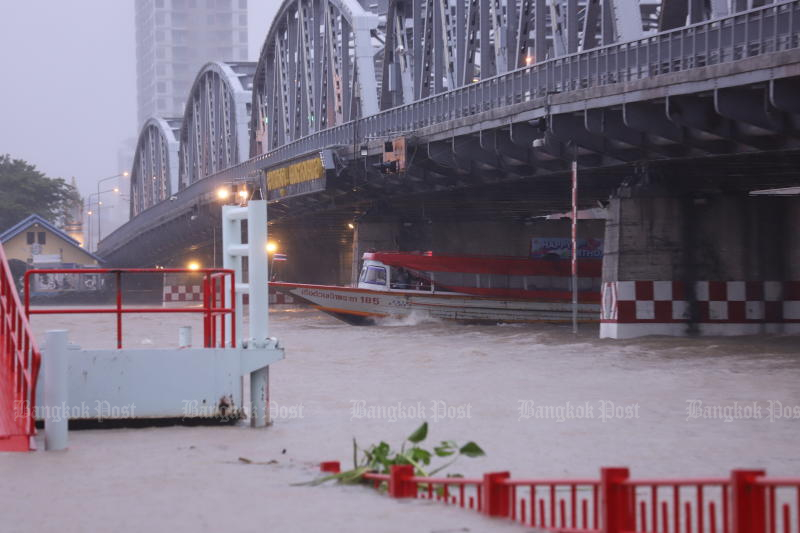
xmin=731 ymin=470 xmax=766 ymax=533
xmin=43 ymin=329 xmax=69 ymax=451
xmin=482 ymin=471 xmax=511 ymax=517
xmin=601 ymin=467 xmax=632 ymax=533
xmin=389 ymin=464 xmax=416 ymax=498
xmin=250 ymin=365 xmax=269 ymax=428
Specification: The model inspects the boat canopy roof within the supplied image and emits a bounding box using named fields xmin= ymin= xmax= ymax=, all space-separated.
xmin=362 ymin=252 xmax=601 ymax=277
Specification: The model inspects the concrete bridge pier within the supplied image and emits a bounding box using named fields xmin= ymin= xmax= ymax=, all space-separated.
xmin=350 ymin=219 xmax=401 ymax=285
xmin=600 ymin=189 xmax=800 ymax=338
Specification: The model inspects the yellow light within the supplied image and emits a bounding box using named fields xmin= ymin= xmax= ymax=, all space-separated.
xmin=187 ymin=261 xmax=200 ymax=271
xmin=217 ymin=187 xmax=230 ymax=200
xmin=525 ymin=56 xmax=534 ymax=65
xmin=122 ymin=171 xmax=130 ymax=177
xmin=347 ymin=223 xmax=355 ymax=229
xmin=266 ymin=241 xmax=277 ymax=253
xmin=238 ymin=189 xmax=248 ymax=199
xmin=113 ymin=187 xmax=120 ymax=193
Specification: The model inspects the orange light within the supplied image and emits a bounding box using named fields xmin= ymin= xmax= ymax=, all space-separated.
xmin=217 ymin=187 xmax=230 ymax=200
xmin=266 ymin=241 xmax=277 ymax=253
xmin=187 ymin=261 xmax=200 ymax=271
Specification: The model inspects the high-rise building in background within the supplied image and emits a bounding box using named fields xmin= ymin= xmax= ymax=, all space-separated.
xmin=135 ymin=0 xmax=249 ymax=127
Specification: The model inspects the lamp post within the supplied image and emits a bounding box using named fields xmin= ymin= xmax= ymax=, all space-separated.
xmin=85 ymin=203 xmax=94 ymax=251
xmin=96 ymin=172 xmax=128 ymax=248
xmin=87 ymin=186 xmax=122 ymax=251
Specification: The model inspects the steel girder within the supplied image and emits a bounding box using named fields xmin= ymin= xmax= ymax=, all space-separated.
xmin=250 ymin=0 xmax=381 ymax=152
xmin=130 ymin=117 xmax=181 ymax=218
xmin=178 ymin=62 xmax=255 ymax=188
xmin=375 ymin=0 xmax=655 ymax=97
xmin=250 ymin=0 xmax=666 ymax=155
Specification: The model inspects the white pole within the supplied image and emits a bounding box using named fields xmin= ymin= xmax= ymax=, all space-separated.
xmin=571 ymin=158 xmax=578 ymax=335
xmin=250 ymin=366 xmax=270 ymax=428
xmin=178 ymin=326 xmax=192 ymax=348
xmin=246 ymin=200 xmax=269 ymax=428
xmin=43 ymin=329 xmax=69 ymax=451
xmin=246 ymin=200 xmax=269 ymax=344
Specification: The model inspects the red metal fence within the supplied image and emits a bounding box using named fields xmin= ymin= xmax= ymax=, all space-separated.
xmin=322 ymin=462 xmax=800 ymax=533
xmin=0 ymin=244 xmax=41 ymax=451
xmin=24 ymin=268 xmax=236 ymax=349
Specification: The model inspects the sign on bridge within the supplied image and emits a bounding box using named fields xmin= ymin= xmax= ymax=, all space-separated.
xmin=265 ymin=150 xmax=334 ymax=201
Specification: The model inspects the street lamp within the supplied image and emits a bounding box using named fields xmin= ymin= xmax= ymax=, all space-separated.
xmin=95 ymin=172 xmax=128 ymax=249
xmin=87 ymin=185 xmax=123 ymax=251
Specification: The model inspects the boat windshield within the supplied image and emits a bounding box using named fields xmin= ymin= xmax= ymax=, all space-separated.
xmin=360 ymin=265 xmax=387 ymax=286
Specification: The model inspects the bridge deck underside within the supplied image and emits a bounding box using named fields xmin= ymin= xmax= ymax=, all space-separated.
xmin=101 ymin=147 xmax=800 ymax=269
xmin=100 ymin=40 xmax=800 ymax=268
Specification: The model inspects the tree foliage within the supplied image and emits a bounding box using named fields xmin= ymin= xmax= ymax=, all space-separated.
xmin=0 ymin=154 xmax=81 ymax=232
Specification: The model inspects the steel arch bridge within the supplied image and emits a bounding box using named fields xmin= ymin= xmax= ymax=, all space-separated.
xmin=109 ymin=0 xmax=800 ymax=268
xmin=249 ymin=0 xmax=666 ymax=152
xmin=178 ymin=61 xmax=256 ymax=188
xmin=130 ymin=117 xmax=181 ymax=218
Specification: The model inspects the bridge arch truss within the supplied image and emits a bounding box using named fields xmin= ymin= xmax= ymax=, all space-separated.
xmin=130 ymin=117 xmax=181 ymax=218
xmin=250 ymin=0 xmax=675 ymax=152
xmin=178 ymin=61 xmax=256 ymax=188
xmin=251 ymin=0 xmax=381 ymax=154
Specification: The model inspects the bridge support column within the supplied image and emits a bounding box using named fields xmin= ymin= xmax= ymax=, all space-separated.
xmin=351 ymin=220 xmax=400 ymax=283
xmin=600 ymin=192 xmax=800 ymax=338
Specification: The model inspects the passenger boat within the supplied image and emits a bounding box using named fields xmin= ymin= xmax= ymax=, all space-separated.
xmin=271 ymin=251 xmax=602 ymax=325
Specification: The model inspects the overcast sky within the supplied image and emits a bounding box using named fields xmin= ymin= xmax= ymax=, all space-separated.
xmin=0 ymin=1 xmax=278 ymax=197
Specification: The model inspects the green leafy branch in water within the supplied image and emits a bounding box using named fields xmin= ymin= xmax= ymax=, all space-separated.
xmin=302 ymin=422 xmax=485 ymax=487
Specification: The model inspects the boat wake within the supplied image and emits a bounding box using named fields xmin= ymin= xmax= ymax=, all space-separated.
xmin=374 ymin=310 xmax=442 ymax=327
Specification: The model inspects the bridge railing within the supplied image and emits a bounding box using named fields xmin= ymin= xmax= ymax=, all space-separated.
xmin=113 ymin=0 xmax=800 ymax=244
xmin=236 ymin=0 xmax=798 ymax=176
xmin=321 ymin=462 xmax=800 ymax=533
xmin=0 ymin=243 xmax=40 ymax=451
xmin=24 ymin=268 xmax=236 ymax=350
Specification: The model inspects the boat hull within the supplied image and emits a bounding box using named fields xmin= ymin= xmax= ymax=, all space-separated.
xmin=271 ymin=282 xmax=600 ymax=325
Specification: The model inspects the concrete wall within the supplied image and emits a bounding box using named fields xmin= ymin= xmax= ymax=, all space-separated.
xmin=431 ymin=219 xmax=606 ymax=257
xmin=346 ymin=216 xmax=605 ymax=286
xmin=353 ymin=218 xmax=605 ymax=260
xmin=785 ymin=197 xmax=800 ymax=281
xmin=601 ymin=192 xmax=799 ymax=338
xmin=274 ymin=227 xmax=353 ymax=286
xmin=603 ymin=194 xmax=788 ymax=283
xmin=350 ymin=220 xmax=401 ymax=283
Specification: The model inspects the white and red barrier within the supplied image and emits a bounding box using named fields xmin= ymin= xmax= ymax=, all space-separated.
xmin=601 ymin=280 xmax=800 ymax=338
xmin=163 ymin=284 xmax=203 ymax=302
xmin=163 ymin=283 xmax=295 ymax=305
